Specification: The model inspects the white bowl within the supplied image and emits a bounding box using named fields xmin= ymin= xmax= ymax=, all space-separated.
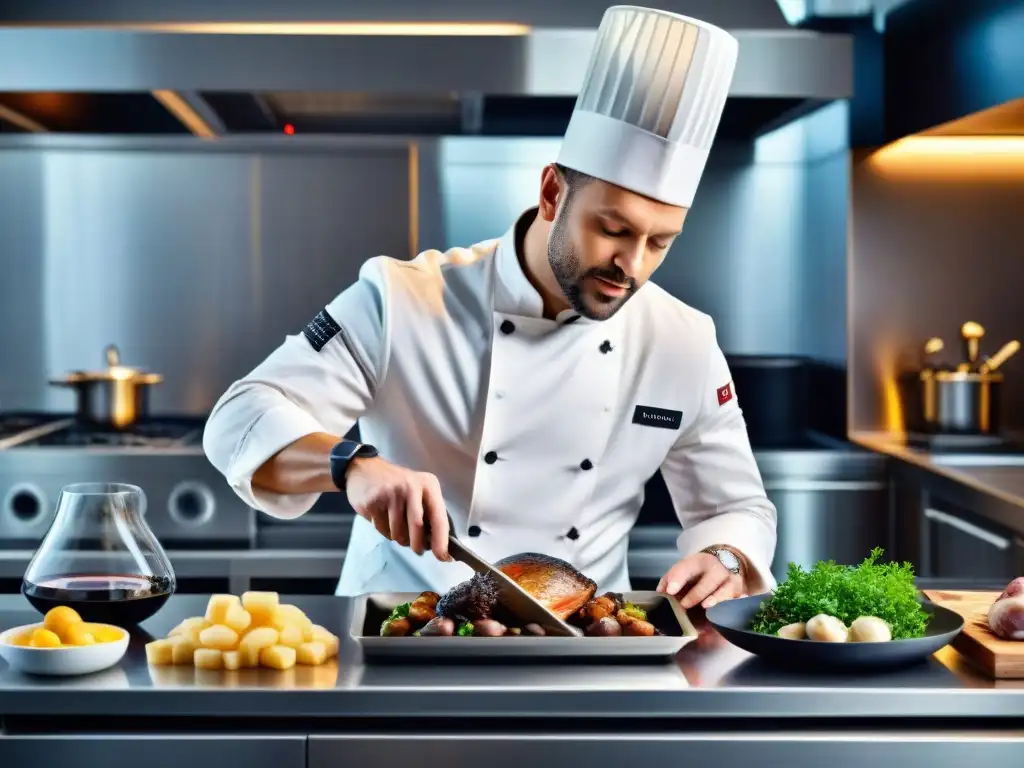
xmin=0 ymin=622 xmax=130 ymax=677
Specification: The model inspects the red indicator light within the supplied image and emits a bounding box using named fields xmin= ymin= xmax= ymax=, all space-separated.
xmin=283 ymin=124 xmax=295 ymax=135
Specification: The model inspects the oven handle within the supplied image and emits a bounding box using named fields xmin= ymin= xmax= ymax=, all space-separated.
xmin=924 ymin=507 xmax=1011 ymax=550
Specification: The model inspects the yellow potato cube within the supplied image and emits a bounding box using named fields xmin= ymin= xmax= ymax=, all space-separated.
xmin=222 ymin=650 xmax=242 ymax=671
xmin=43 ymin=606 xmax=83 ymax=638
xmin=272 ymin=604 xmax=311 ymax=631
xmin=278 ymin=624 xmax=304 ymax=648
xmin=205 ymin=594 xmax=241 ymax=625
xmin=194 ymin=648 xmax=223 ymax=670
xmin=296 ymin=641 xmax=328 ymax=666
xmin=170 ymin=636 xmax=197 ymax=665
xmin=259 ymin=644 xmax=296 ymax=670
xmin=239 ymin=627 xmax=279 ymax=667
xmin=310 ymin=625 xmax=340 ymax=658
xmin=242 ymin=591 xmax=280 ymax=626
xmin=29 ymin=628 xmax=62 ymax=648
xmin=145 ymin=638 xmax=176 ymax=666
xmin=224 ymin=603 xmax=252 ymax=634
xmin=170 ymin=616 xmax=211 ymax=641
xmin=82 ymin=623 xmax=124 ymax=643
xmin=198 ymin=624 xmax=239 ymax=651
xmin=63 ymin=623 xmax=97 ymax=646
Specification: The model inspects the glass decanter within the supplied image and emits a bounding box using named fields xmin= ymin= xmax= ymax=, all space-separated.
xmin=22 ymin=483 xmax=176 ymax=625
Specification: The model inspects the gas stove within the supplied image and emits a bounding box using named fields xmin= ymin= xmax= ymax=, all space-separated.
xmin=0 ymin=413 xmax=254 ymax=549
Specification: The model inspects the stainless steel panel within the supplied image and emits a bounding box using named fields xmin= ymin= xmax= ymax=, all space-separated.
xmin=0 ymin=137 xmax=411 ymax=414
xmin=0 ymin=449 xmax=254 ymax=545
xmin=0 ymin=28 xmax=852 ymax=99
xmin=921 ymin=496 xmax=1024 ymax=582
xmin=308 ymin=734 xmax=1024 ymax=767
xmin=0 ymin=736 xmax=306 ymax=767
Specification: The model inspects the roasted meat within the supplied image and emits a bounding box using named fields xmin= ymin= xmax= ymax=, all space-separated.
xmin=437 ymin=572 xmax=500 ymax=622
xmin=494 ymin=552 xmax=597 ymax=620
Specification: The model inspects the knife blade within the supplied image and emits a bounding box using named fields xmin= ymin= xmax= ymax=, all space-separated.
xmin=426 ymin=514 xmax=583 ymax=637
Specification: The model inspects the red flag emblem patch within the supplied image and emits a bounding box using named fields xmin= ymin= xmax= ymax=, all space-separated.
xmin=717 ymin=382 xmax=733 ymax=406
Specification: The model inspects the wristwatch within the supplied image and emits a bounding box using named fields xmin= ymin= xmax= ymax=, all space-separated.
xmin=329 ymin=439 xmax=379 ymax=491
xmin=701 ymin=546 xmax=742 ymax=575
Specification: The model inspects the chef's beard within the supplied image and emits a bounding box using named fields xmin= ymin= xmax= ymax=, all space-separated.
xmin=548 ymin=210 xmax=637 ymax=321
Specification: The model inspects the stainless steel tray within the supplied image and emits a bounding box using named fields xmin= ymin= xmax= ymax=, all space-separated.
xmin=351 ymin=591 xmax=699 ymax=662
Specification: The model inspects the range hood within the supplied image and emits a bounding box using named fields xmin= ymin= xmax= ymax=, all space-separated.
xmin=0 ymin=0 xmax=853 ymax=139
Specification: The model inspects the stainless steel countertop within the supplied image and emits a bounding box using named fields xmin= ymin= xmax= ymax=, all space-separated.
xmin=3 ymin=593 xmax=1024 ymax=721
xmin=852 ymin=431 xmax=1024 ymax=536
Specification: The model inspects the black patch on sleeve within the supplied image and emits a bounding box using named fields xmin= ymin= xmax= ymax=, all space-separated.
xmin=302 ymin=309 xmax=343 ymax=352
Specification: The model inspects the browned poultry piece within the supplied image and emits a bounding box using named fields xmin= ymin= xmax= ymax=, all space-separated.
xmin=494 ymin=553 xmax=598 ymax=620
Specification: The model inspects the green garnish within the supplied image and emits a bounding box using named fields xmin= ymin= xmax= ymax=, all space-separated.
xmin=622 ymin=602 xmax=647 ymax=621
xmin=456 ymin=622 xmax=474 ymax=636
xmin=750 ymin=548 xmax=929 ymax=640
xmin=379 ymin=602 xmax=412 ymax=636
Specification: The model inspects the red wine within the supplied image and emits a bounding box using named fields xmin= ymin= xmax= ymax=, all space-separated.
xmin=22 ymin=574 xmax=172 ymax=626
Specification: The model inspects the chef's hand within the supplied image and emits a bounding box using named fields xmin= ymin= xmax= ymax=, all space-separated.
xmin=657 ymin=551 xmax=746 ymax=610
xmin=345 ymin=456 xmax=452 ymax=562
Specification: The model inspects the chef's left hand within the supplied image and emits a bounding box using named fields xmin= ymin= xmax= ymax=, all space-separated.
xmin=657 ymin=552 xmax=746 ymax=610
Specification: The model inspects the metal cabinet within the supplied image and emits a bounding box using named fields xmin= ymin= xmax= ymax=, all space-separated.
xmin=921 ymin=497 xmax=1024 ymax=583
xmin=0 ymin=735 xmax=306 ymax=767
xmin=768 ymin=478 xmax=889 ymax=580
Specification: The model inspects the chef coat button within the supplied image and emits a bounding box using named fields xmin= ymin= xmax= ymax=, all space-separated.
xmin=468 ymin=525 xmax=482 ymax=537
xmin=484 ymin=451 xmax=498 ymax=464
xmin=500 ymin=320 xmax=515 ymax=335
xmin=599 ymin=340 xmax=613 ymax=354
xmin=580 ymin=458 xmax=593 ymax=471
xmin=566 ymin=527 xmax=580 ymax=541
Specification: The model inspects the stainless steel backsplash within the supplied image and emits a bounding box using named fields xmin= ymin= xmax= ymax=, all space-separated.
xmin=0 ymin=104 xmax=850 ymax=414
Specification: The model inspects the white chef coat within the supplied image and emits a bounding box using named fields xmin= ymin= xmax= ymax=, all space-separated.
xmin=203 ymin=208 xmax=778 ymax=598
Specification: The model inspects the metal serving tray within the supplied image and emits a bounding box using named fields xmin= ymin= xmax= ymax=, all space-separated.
xmin=351 ymin=590 xmax=699 ymax=662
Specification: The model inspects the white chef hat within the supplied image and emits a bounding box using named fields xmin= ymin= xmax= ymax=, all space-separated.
xmin=556 ymin=5 xmax=738 ymax=208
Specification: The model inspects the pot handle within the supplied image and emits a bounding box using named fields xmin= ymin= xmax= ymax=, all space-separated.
xmin=105 ymin=344 xmax=121 ymax=368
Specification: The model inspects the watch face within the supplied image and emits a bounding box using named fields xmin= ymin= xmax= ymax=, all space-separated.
xmin=711 ymin=548 xmax=740 ymax=573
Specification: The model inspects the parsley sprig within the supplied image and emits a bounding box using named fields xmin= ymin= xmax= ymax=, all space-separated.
xmin=750 ymin=548 xmax=929 ymax=639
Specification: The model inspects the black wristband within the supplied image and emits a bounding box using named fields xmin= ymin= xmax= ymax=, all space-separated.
xmin=329 ymin=439 xmax=379 ymax=490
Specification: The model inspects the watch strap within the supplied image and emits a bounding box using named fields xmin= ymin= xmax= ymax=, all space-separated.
xmin=329 ymin=439 xmax=379 ymax=490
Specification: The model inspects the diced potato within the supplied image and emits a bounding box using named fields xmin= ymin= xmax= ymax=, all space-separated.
xmin=170 ymin=636 xmax=197 ymax=665
xmin=205 ymin=594 xmax=241 ymax=625
xmin=145 ymin=638 xmax=176 ymax=666
xmin=63 ymin=623 xmax=97 ymax=646
xmin=194 ymin=648 xmax=223 ymax=670
xmin=259 ymin=644 xmax=296 ymax=670
xmin=29 ymin=628 xmax=62 ymax=648
xmin=278 ymin=624 xmax=304 ymax=648
xmin=302 ymin=624 xmax=315 ymax=642
xmin=239 ymin=627 xmax=279 ymax=667
xmin=43 ymin=606 xmax=82 ymax=638
xmin=242 ymin=591 xmax=280 ymax=627
xmin=222 ymin=650 xmax=242 ymax=671
xmin=170 ymin=616 xmax=211 ymax=643
xmin=310 ymin=625 xmax=340 ymax=658
xmin=271 ymin=604 xmax=311 ymax=631
xmin=198 ymin=624 xmax=239 ymax=651
xmin=82 ymin=623 xmax=124 ymax=644
xmin=224 ymin=603 xmax=252 ymax=633
xmin=296 ymin=641 xmax=328 ymax=666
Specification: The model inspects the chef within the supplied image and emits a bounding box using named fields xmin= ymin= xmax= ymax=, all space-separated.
xmin=203 ymin=6 xmax=778 ymax=611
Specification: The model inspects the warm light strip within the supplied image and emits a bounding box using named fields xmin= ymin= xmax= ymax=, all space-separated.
xmin=0 ymin=102 xmax=47 ymax=132
xmin=873 ymin=135 xmax=1024 ymax=159
xmin=408 ymin=142 xmax=420 ymax=260
xmin=11 ymin=21 xmax=531 ymax=36
xmin=151 ymin=90 xmax=217 ymax=138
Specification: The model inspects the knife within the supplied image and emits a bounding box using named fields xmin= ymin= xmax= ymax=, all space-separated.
xmin=428 ymin=514 xmax=583 ymax=637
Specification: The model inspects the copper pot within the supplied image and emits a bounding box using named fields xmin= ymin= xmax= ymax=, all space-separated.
xmin=49 ymin=345 xmax=163 ymax=429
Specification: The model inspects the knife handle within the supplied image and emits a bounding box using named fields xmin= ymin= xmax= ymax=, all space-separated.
xmin=423 ymin=511 xmax=457 ymax=551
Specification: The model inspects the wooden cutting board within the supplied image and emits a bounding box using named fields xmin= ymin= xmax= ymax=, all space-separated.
xmin=923 ymin=589 xmax=1024 ymax=678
